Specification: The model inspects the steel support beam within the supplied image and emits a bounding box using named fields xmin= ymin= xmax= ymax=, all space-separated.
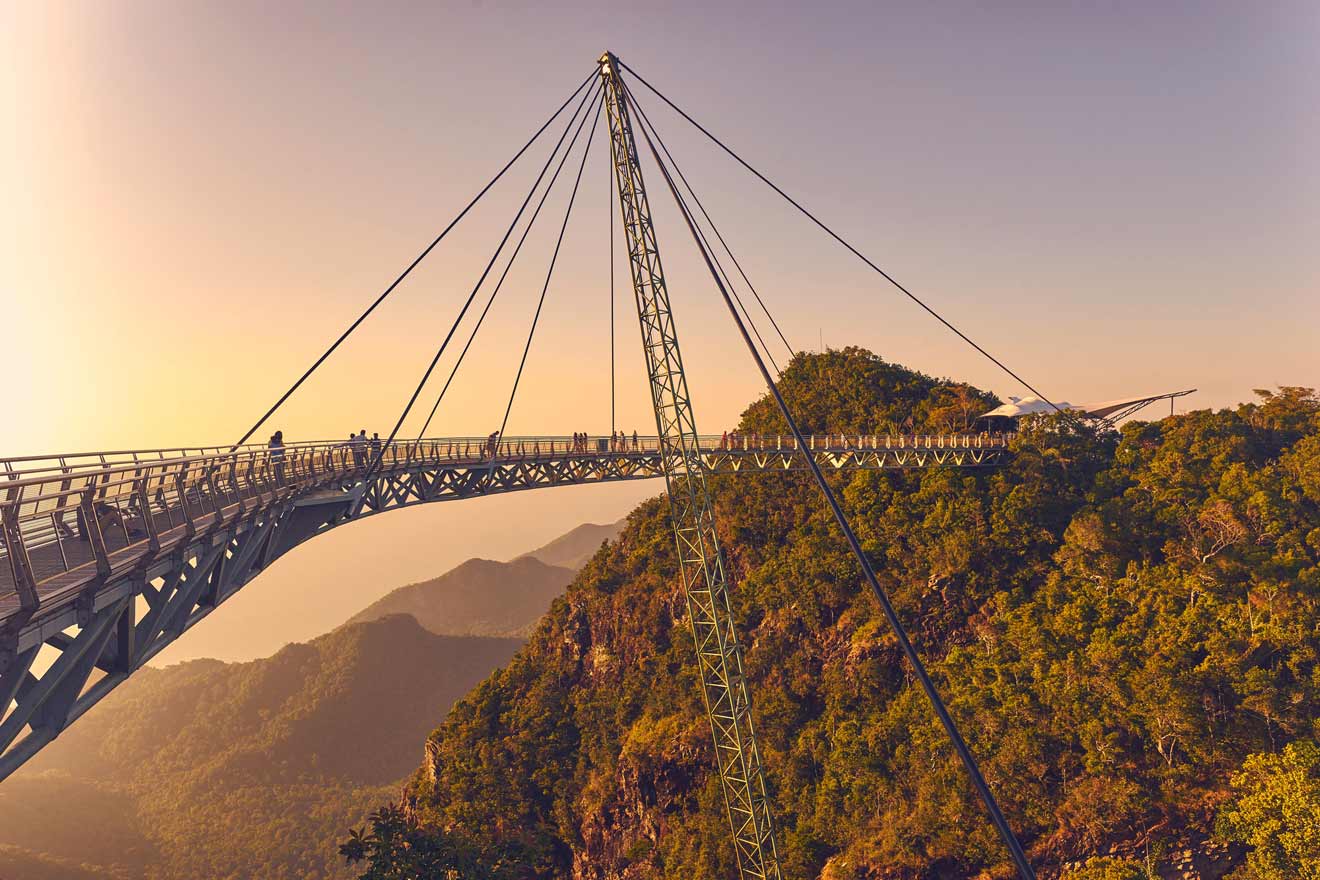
xmin=600 ymin=52 xmax=782 ymax=880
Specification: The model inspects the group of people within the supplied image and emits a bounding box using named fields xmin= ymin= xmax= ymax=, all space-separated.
xmin=345 ymin=429 xmax=383 ymax=468
xmin=718 ymin=431 xmax=764 ymax=450
xmin=569 ymin=431 xmax=640 ymax=453
xmin=268 ymin=427 xmax=389 ymax=477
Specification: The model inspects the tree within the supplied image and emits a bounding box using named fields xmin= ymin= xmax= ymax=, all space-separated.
xmin=340 ymin=805 xmax=529 ymax=880
xmin=1063 ymin=856 xmax=1149 ymax=879
xmin=1216 ymin=739 xmax=1320 ymax=880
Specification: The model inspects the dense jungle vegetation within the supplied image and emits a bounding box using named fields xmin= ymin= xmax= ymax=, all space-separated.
xmin=346 ymin=348 xmax=1320 ymax=879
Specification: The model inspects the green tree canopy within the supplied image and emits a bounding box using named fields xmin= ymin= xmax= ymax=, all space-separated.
xmin=1217 ymin=739 xmax=1320 ymax=880
xmin=351 ymin=357 xmax=1320 ymax=879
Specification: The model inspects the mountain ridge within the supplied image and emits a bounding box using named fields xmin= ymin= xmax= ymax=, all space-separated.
xmin=347 ymin=518 xmax=624 ymax=637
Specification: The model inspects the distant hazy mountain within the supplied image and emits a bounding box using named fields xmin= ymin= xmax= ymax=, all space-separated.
xmin=348 ymin=519 xmax=624 ymax=638
xmin=0 ymin=615 xmax=522 ymax=880
xmin=518 ymin=519 xmax=625 ymax=570
xmin=346 ymin=556 xmax=574 ymax=638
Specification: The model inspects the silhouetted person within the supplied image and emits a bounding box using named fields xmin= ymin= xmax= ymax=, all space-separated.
xmin=94 ymin=501 xmax=143 ymax=540
xmin=269 ymin=430 xmax=286 ymax=483
xmin=352 ymin=429 xmax=367 ymax=469
xmin=632 ymin=430 xmax=638 ymax=450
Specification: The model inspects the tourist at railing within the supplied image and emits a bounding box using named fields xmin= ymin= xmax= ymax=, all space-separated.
xmin=269 ymin=431 xmax=286 ymax=483
xmin=351 ymin=430 xmax=368 ymax=470
xmin=93 ymin=500 xmax=144 ymax=541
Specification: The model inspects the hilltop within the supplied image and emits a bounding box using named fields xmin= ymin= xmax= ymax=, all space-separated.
xmin=518 ymin=520 xmax=627 ymax=570
xmin=352 ymin=349 xmax=1320 ymax=879
xmin=348 ymin=519 xmax=622 ymax=638
xmin=348 ymin=556 xmax=578 ymax=638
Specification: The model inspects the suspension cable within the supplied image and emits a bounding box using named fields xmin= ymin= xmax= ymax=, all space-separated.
xmin=231 ymin=69 xmax=598 ymax=450
xmin=358 ymin=79 xmax=602 ymax=487
xmin=609 ymin=135 xmax=617 ymax=439
xmin=619 ymin=59 xmax=1059 ymax=413
xmin=623 ymin=81 xmax=794 ymax=363
xmin=628 ymin=88 xmax=1039 ymax=880
xmin=494 ymin=94 xmax=603 ymax=448
xmin=623 ymin=81 xmax=785 ymax=374
xmin=415 ymin=90 xmax=603 ymax=439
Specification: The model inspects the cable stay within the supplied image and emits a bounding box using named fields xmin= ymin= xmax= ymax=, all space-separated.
xmin=415 ymin=91 xmax=604 ymax=440
xmin=628 ymin=80 xmax=781 ymax=374
xmin=608 ymin=141 xmax=617 ymax=439
xmin=492 ymin=91 xmax=604 ymax=457
xmin=358 ymin=80 xmax=603 ymax=489
xmin=619 ymin=59 xmax=1060 ymax=413
xmin=622 ymin=72 xmax=1038 ymax=880
xmin=230 ymin=69 xmax=599 ymax=450
xmin=623 ymin=80 xmax=790 ymax=374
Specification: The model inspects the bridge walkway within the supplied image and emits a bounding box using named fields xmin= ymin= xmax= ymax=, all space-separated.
xmin=1 ymin=433 xmax=1011 ymax=639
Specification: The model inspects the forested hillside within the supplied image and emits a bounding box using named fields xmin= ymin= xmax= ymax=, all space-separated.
xmin=352 ymin=348 xmax=1320 ymax=879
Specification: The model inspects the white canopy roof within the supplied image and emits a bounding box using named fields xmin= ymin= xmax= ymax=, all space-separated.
xmin=981 ymin=390 xmax=1195 ymax=421
xmin=981 ymin=396 xmax=1080 ymax=419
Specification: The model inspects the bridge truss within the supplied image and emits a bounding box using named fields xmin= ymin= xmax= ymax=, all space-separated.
xmin=602 ymin=51 xmax=783 ymax=878
xmin=0 ymin=433 xmax=1009 ymax=782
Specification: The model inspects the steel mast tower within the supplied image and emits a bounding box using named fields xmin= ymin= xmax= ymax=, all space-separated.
xmin=599 ymin=52 xmax=783 ymax=880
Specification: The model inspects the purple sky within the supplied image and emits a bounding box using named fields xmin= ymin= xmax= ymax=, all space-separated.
xmin=3 ymin=1 xmax=1316 ymax=658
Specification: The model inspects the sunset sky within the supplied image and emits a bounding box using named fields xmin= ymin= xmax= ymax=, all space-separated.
xmin=4 ymin=1 xmax=1316 ymax=660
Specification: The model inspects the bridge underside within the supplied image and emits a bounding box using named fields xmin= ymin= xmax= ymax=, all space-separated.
xmin=0 ymin=440 xmax=1007 ymax=780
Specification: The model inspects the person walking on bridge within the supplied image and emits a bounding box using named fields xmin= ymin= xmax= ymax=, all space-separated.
xmin=351 ymin=430 xmax=367 ymax=470
xmin=268 ymin=430 xmax=286 ymax=483
xmin=632 ymin=430 xmax=639 ymax=451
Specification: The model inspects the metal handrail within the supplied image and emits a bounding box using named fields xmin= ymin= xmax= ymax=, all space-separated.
xmin=0 ymin=433 xmax=1014 ymax=488
xmin=0 ymin=433 xmax=1014 ymax=590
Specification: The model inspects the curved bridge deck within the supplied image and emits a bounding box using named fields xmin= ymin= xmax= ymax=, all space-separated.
xmin=0 ymin=432 xmax=1011 ymax=779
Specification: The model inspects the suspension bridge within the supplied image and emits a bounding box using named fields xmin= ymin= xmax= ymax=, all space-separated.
xmin=0 ymin=52 xmax=1067 ymax=880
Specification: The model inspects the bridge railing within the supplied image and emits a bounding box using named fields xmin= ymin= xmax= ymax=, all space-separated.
xmin=1 ymin=433 xmax=1013 ymax=603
